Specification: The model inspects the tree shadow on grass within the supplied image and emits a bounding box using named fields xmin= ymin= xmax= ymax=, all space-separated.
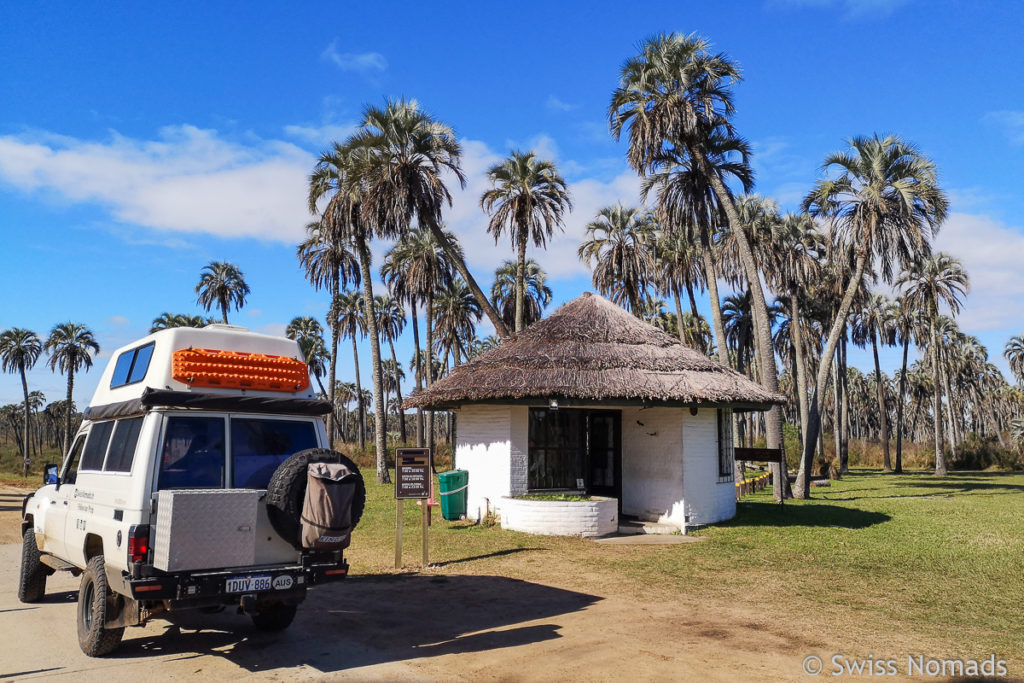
xmin=728 ymin=502 xmax=890 ymax=530
xmin=433 ymin=547 xmax=545 ymax=567
xmin=107 ymin=574 xmax=600 ymax=674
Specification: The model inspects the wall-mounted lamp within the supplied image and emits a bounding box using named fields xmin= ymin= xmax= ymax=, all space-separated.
xmin=549 ymin=399 xmax=559 ymax=410
xmin=689 ymin=406 xmax=699 ymax=416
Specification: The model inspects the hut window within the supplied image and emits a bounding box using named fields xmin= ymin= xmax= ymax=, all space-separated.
xmin=717 ymin=409 xmax=734 ymax=480
xmin=528 ymin=408 xmax=585 ymax=490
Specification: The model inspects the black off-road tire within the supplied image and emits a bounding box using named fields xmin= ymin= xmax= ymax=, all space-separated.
xmin=266 ymin=448 xmax=365 ymax=550
xmin=77 ymin=556 xmax=125 ymax=657
xmin=251 ymin=601 xmax=298 ymax=631
xmin=18 ymin=529 xmax=48 ymax=603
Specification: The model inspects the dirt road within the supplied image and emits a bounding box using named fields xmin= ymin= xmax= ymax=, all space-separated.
xmin=0 ymin=488 xmax=919 ymax=681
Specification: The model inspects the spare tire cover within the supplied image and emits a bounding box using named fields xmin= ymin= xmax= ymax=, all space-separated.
xmin=266 ymin=448 xmax=366 ymax=550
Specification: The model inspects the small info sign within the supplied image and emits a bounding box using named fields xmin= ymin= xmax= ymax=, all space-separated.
xmin=395 ymin=448 xmax=431 ymax=500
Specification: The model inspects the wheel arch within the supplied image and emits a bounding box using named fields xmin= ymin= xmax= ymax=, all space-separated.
xmin=83 ymin=533 xmax=104 ymax=561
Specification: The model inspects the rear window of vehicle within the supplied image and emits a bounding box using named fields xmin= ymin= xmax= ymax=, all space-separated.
xmin=80 ymin=421 xmax=115 ymax=471
xmin=104 ymin=417 xmax=143 ymax=473
xmin=158 ymin=416 xmax=225 ymax=489
xmin=231 ymin=419 xmax=317 ymax=488
xmin=110 ymin=342 xmax=155 ymax=388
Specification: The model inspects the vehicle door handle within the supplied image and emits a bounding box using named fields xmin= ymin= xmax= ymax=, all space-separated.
xmin=63 ymin=501 xmax=68 ymax=506
xmin=49 ymin=500 xmax=55 ymax=505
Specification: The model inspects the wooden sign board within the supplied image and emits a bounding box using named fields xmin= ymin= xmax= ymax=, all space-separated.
xmin=395 ymin=448 xmax=431 ymax=500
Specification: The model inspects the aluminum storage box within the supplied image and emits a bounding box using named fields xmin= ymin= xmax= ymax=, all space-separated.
xmin=154 ymin=489 xmax=260 ymax=571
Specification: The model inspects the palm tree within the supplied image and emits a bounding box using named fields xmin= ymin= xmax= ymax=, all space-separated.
xmin=892 ymin=297 xmax=921 ymax=472
xmin=897 ymin=252 xmax=968 ymax=476
xmin=374 ymin=294 xmax=409 ymax=443
xmin=610 ymin=34 xmax=787 ymax=494
xmin=285 ymin=316 xmax=329 ymax=395
xmin=481 ymin=151 xmax=572 ymax=333
xmin=433 ymin=278 xmax=483 ymax=368
xmin=653 ymin=231 xmax=706 ymax=343
xmin=763 ymin=212 xmax=823 ymax=496
xmin=381 ymin=226 xmax=458 ymax=449
xmin=640 ymin=128 xmax=753 ymax=361
xmin=297 ymin=219 xmax=361 ymax=443
xmin=195 ymin=261 xmax=250 ymax=324
xmin=852 ymin=293 xmax=898 ymax=471
xmin=491 ymin=259 xmax=552 ymax=331
xmin=578 ymin=205 xmax=656 ymax=314
xmin=802 ymin=134 xmax=948 ymax=482
xmin=44 ymin=323 xmax=99 ymax=457
xmin=150 ymin=313 xmax=215 ymax=332
xmin=350 ymin=98 xmax=509 ymax=338
xmin=331 ymin=290 xmax=367 ymax=451
xmin=0 ymin=328 xmax=42 ymax=476
xmin=308 ymin=139 xmax=392 ymax=483
xmin=1004 ymin=335 xmax=1024 ymax=385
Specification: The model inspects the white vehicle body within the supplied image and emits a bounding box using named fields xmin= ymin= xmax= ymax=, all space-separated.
xmin=20 ymin=324 xmax=358 ymax=655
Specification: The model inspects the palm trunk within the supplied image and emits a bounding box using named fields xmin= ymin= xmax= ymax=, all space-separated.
xmin=790 ymin=295 xmax=811 ymax=491
xmin=425 ymin=220 xmax=510 ymax=338
xmin=20 ymin=365 xmax=30 ymax=477
xmin=425 ymin=289 xmax=435 ymax=456
xmin=701 ymin=245 xmax=728 ymax=363
xmin=941 ymin=359 xmax=958 ymax=459
xmin=839 ymin=337 xmax=849 ymax=474
xmin=832 ymin=359 xmax=842 ymax=478
xmin=697 ymin=160 xmax=786 ymax=499
xmin=685 ymin=281 xmax=700 ymax=318
xmin=327 ymin=272 xmax=340 ymax=445
xmin=515 ymin=233 xmax=528 ymax=334
xmin=798 ymin=251 xmax=868 ymax=497
xmin=871 ymin=331 xmax=892 ymax=470
xmin=388 ymin=337 xmax=407 ymax=444
xmin=64 ymin=370 xmax=74 ymax=457
xmin=931 ymin=318 xmax=947 ymax=475
xmin=350 ymin=324 xmax=366 ymax=452
xmin=672 ymin=285 xmax=686 ymax=344
xmin=221 ymin=301 xmax=229 ymax=325
xmin=895 ymin=335 xmax=910 ymax=473
xmin=355 ymin=237 xmax=390 ymax=485
xmin=411 ymin=300 xmax=424 ymax=448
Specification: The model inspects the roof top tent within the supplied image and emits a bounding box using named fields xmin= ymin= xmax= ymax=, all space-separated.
xmin=404 ymin=293 xmax=785 ymax=536
xmin=86 ymin=325 xmax=326 ymax=421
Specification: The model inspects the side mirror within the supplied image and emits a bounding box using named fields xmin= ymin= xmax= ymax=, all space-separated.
xmin=43 ymin=464 xmax=59 ymax=486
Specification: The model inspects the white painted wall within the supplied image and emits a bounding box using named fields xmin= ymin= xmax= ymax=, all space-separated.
xmin=500 ymin=496 xmax=618 ymax=537
xmin=454 ymin=405 xmax=512 ymax=521
xmin=620 ymin=407 xmax=686 ymax=527
xmin=681 ymin=409 xmax=737 ymax=528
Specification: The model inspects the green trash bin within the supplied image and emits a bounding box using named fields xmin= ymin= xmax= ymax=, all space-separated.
xmin=438 ymin=469 xmax=468 ymax=520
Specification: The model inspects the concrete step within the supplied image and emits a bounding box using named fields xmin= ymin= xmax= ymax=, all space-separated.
xmin=617 ymin=519 xmax=680 ymax=535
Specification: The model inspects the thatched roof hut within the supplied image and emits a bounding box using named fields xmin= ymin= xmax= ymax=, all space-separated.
xmin=405 ymin=292 xmax=784 ymax=410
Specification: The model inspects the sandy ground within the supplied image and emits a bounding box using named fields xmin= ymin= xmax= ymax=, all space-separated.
xmin=0 ymin=488 xmax=947 ymax=681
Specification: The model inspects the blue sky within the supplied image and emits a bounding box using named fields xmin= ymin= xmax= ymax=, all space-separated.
xmin=2 ymin=0 xmax=1023 ymax=408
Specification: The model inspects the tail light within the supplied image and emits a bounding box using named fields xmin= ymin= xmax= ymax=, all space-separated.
xmin=128 ymin=525 xmax=150 ymax=564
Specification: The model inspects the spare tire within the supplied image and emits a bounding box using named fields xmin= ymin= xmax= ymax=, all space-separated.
xmin=266 ymin=448 xmax=365 ymax=550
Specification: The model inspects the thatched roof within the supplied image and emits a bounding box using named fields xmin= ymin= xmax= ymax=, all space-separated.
xmin=404 ymin=292 xmax=785 ymax=410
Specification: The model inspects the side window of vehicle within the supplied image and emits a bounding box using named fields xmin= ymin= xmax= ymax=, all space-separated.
xmin=110 ymin=342 xmax=155 ymax=388
xmin=80 ymin=421 xmax=115 ymax=472
xmin=231 ymin=418 xmax=317 ymax=488
xmin=104 ymin=417 xmax=143 ymax=473
xmin=158 ymin=416 xmax=226 ymax=489
xmin=62 ymin=436 xmax=87 ymax=486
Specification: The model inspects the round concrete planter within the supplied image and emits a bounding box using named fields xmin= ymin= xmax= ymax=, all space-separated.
xmin=499 ymin=496 xmax=618 ymax=537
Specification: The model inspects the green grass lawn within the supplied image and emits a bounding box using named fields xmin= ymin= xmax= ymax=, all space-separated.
xmin=347 ymin=468 xmax=1024 ymax=662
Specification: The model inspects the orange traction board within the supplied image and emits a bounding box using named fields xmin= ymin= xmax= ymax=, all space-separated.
xmin=172 ymin=348 xmax=310 ymax=393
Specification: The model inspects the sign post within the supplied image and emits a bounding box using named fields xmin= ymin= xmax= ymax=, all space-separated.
xmin=395 ymin=448 xmax=431 ymax=567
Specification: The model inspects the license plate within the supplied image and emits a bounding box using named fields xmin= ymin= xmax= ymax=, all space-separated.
xmin=225 ymin=574 xmax=272 ymax=593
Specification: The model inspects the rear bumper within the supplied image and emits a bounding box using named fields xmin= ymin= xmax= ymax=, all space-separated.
xmin=120 ymin=557 xmax=349 ymax=604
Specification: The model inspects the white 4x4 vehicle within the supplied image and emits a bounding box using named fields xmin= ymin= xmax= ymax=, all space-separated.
xmin=18 ymin=325 xmax=365 ymax=656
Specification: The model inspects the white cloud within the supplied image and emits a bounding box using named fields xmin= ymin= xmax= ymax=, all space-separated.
xmin=933 ymin=212 xmax=1024 ymax=331
xmin=106 ymin=315 xmax=130 ymax=327
xmin=0 ymin=125 xmax=313 ymax=242
xmin=983 ymin=110 xmax=1024 ymax=144
xmin=320 ymin=40 xmax=387 ymax=73
xmin=444 ymin=138 xmax=642 ymax=280
xmin=545 ymin=95 xmax=576 ymax=113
